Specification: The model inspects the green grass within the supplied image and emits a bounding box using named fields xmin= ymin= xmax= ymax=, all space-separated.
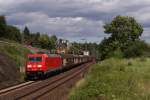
xmin=69 ymin=58 xmax=150 ymax=100
xmin=0 ymin=39 xmax=30 ymax=68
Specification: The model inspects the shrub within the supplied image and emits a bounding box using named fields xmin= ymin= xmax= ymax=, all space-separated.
xmin=109 ymin=48 xmax=123 ymax=59
xmin=123 ymin=40 xmax=150 ymax=58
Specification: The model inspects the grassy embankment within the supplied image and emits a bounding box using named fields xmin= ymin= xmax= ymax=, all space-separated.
xmin=0 ymin=39 xmax=30 ymax=67
xmin=70 ymin=58 xmax=150 ymax=100
xmin=0 ymin=39 xmax=30 ymax=78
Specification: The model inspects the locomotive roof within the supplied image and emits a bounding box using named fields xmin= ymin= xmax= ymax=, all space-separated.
xmin=28 ymin=53 xmax=61 ymax=58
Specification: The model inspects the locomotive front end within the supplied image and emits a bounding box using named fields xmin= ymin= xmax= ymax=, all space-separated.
xmin=25 ymin=54 xmax=47 ymax=79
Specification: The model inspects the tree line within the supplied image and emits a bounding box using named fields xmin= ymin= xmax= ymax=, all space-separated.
xmin=0 ymin=15 xmax=99 ymax=56
xmin=0 ymin=16 xmax=57 ymax=50
xmin=1 ymin=15 xmax=149 ymax=60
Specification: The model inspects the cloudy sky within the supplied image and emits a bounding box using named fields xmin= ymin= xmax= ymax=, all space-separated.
xmin=0 ymin=0 xmax=150 ymax=43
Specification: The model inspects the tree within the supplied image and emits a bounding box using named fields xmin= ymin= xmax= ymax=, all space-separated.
xmin=23 ymin=26 xmax=30 ymax=43
xmin=39 ymin=34 xmax=51 ymax=49
xmin=49 ymin=35 xmax=57 ymax=49
xmin=104 ymin=16 xmax=143 ymax=42
xmin=35 ymin=32 xmax=40 ymax=41
xmin=99 ymin=16 xmax=144 ymax=60
xmin=0 ymin=16 xmax=22 ymax=42
xmin=0 ymin=16 xmax=6 ymax=25
xmin=6 ymin=25 xmax=21 ymax=42
xmin=0 ymin=16 xmax=7 ymax=37
xmin=68 ymin=42 xmax=81 ymax=54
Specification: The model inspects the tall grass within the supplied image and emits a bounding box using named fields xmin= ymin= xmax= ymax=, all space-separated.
xmin=69 ymin=58 xmax=150 ymax=100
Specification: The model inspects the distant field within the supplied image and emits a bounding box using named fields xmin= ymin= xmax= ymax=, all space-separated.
xmin=69 ymin=58 xmax=150 ymax=100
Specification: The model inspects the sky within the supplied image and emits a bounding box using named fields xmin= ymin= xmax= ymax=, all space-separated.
xmin=0 ymin=0 xmax=150 ymax=43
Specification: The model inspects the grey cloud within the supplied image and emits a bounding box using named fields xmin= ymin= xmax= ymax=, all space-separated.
xmin=1 ymin=0 xmax=150 ymax=43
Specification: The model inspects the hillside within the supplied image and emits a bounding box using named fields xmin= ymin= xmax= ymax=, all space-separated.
xmin=69 ymin=58 xmax=150 ymax=100
xmin=0 ymin=53 xmax=21 ymax=89
xmin=0 ymin=39 xmax=30 ymax=89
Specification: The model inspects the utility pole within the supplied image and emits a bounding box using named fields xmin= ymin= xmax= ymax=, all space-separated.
xmin=20 ymin=28 xmax=25 ymax=73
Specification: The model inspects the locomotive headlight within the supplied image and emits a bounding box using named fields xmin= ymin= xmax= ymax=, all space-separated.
xmin=37 ymin=65 xmax=42 ymax=68
xmin=27 ymin=65 xmax=32 ymax=68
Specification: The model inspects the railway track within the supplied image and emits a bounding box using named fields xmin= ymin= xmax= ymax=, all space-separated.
xmin=0 ymin=62 xmax=93 ymax=100
xmin=0 ymin=81 xmax=35 ymax=95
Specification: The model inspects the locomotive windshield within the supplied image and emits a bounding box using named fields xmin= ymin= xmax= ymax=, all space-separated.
xmin=28 ymin=57 xmax=42 ymax=62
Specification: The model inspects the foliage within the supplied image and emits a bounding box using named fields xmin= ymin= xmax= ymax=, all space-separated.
xmin=0 ymin=16 xmax=59 ymax=50
xmin=23 ymin=26 xmax=30 ymax=38
xmin=0 ymin=16 xmax=6 ymax=25
xmin=68 ymin=42 xmax=99 ymax=57
xmin=0 ymin=16 xmax=22 ymax=42
xmin=6 ymin=25 xmax=21 ymax=42
xmin=104 ymin=15 xmax=143 ymax=41
xmin=38 ymin=34 xmax=51 ymax=49
xmin=0 ymin=40 xmax=31 ymax=68
xmin=99 ymin=15 xmax=147 ymax=60
xmin=49 ymin=35 xmax=57 ymax=49
xmin=68 ymin=42 xmax=83 ymax=54
xmin=23 ymin=26 xmax=31 ymax=43
xmin=69 ymin=58 xmax=150 ymax=100
xmin=109 ymin=48 xmax=123 ymax=58
xmin=123 ymin=40 xmax=150 ymax=58
xmin=0 ymin=16 xmax=7 ymax=38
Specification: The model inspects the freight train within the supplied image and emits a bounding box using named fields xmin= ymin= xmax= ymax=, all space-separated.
xmin=25 ymin=52 xmax=93 ymax=79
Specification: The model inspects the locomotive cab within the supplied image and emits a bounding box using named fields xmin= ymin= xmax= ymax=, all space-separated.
xmin=26 ymin=54 xmax=47 ymax=71
xmin=27 ymin=56 xmax=43 ymax=70
xmin=26 ymin=54 xmax=47 ymax=79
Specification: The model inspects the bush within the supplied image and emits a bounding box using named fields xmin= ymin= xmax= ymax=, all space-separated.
xmin=123 ymin=40 xmax=150 ymax=58
xmin=109 ymin=48 xmax=123 ymax=59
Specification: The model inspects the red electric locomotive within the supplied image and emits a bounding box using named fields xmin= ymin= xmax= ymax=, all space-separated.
xmin=26 ymin=53 xmax=62 ymax=79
